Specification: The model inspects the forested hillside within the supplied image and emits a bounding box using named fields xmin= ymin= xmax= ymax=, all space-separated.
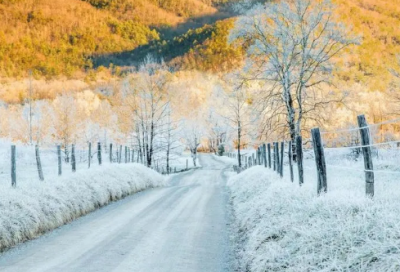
xmin=0 ymin=0 xmax=400 ymax=93
xmin=0 ymin=0 xmax=230 ymax=77
xmin=334 ymin=0 xmax=400 ymax=91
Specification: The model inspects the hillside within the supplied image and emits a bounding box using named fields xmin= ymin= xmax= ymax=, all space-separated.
xmin=334 ymin=0 xmax=400 ymax=91
xmin=0 ymin=0 xmax=227 ymax=78
xmin=1 ymin=0 xmax=400 ymax=94
xmin=93 ymin=18 xmax=243 ymax=73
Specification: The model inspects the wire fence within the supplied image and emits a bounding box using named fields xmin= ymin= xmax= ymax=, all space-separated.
xmin=1 ymin=142 xmax=193 ymax=189
xmin=226 ymin=114 xmax=400 ymax=197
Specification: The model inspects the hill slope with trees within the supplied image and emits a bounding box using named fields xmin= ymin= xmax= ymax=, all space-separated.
xmin=0 ymin=0 xmax=400 ymax=94
xmin=0 ymin=0 xmax=229 ymax=77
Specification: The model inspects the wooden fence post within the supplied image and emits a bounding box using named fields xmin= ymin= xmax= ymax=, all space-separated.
xmin=272 ymin=143 xmax=276 ymax=171
xmin=280 ymin=141 xmax=284 ymax=178
xmin=275 ymin=142 xmax=280 ymax=172
xmin=88 ymin=142 xmax=92 ymax=168
xmin=275 ymin=143 xmax=278 ymax=172
xmin=257 ymin=147 xmax=261 ymax=165
xmin=357 ymin=114 xmax=374 ymax=197
xmin=312 ymin=128 xmax=327 ymax=195
xmin=186 ymin=159 xmax=188 ymax=170
xmin=109 ymin=143 xmax=113 ymax=163
xmin=11 ymin=145 xmax=16 ymax=187
xmin=57 ymin=145 xmax=62 ymax=176
xmin=71 ymin=144 xmax=76 ymax=172
xmin=296 ymin=136 xmax=304 ymax=186
xmin=35 ymin=145 xmax=44 ymax=181
xmin=261 ymin=147 xmax=264 ymax=165
xmin=267 ymin=143 xmax=271 ymax=168
xmin=263 ymin=143 xmax=267 ymax=168
xmin=125 ymin=146 xmax=128 ymax=163
xmin=288 ymin=141 xmax=294 ymax=182
xmin=119 ymin=145 xmax=122 ymax=163
xmin=97 ymin=142 xmax=102 ymax=165
xmin=116 ymin=145 xmax=119 ymax=163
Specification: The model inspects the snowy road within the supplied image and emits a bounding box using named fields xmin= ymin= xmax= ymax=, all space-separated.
xmin=0 ymin=155 xmax=233 ymax=272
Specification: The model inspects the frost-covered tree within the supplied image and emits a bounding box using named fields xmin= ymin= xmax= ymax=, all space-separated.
xmin=53 ymin=93 xmax=80 ymax=162
xmin=205 ymin=108 xmax=229 ymax=154
xmin=182 ymin=122 xmax=202 ymax=167
xmin=124 ymin=56 xmax=172 ymax=167
xmin=229 ymin=0 xmax=359 ymax=145
xmin=215 ymin=73 xmax=254 ymax=168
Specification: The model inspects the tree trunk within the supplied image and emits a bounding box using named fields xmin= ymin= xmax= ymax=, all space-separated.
xmin=284 ymin=85 xmax=297 ymax=162
xmin=237 ymin=120 xmax=241 ymax=168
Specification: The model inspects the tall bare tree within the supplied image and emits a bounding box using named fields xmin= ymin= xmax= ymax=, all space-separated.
xmin=182 ymin=120 xmax=203 ymax=167
xmin=215 ymin=73 xmax=255 ymax=168
xmin=229 ymin=0 xmax=359 ymax=145
xmin=125 ymin=56 xmax=171 ymax=168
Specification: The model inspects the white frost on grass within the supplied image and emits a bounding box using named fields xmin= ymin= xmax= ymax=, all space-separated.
xmin=229 ymin=163 xmax=400 ymax=272
xmin=0 ymin=164 xmax=165 ymax=252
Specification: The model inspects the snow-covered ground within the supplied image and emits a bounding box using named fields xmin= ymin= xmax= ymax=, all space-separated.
xmin=166 ymin=152 xmax=201 ymax=172
xmin=228 ymin=148 xmax=400 ymax=272
xmin=0 ymin=155 xmax=232 ymax=272
xmin=0 ymin=163 xmax=165 ymax=252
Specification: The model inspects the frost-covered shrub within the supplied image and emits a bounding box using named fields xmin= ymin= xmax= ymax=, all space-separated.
xmin=229 ymin=165 xmax=400 ymax=272
xmin=218 ymin=144 xmax=225 ymax=156
xmin=0 ymin=164 xmax=164 ymax=252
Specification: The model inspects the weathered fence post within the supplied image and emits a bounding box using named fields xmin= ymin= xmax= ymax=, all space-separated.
xmin=71 ymin=144 xmax=76 ymax=172
xmin=116 ymin=145 xmax=119 ymax=163
xmin=275 ymin=142 xmax=280 ymax=172
xmin=288 ymin=141 xmax=294 ymax=182
xmin=88 ymin=142 xmax=92 ymax=168
xmin=261 ymin=147 xmax=264 ymax=165
xmin=11 ymin=145 xmax=16 ymax=187
xmin=119 ymin=145 xmax=122 ymax=163
xmin=257 ymin=147 xmax=261 ymax=165
xmin=267 ymin=143 xmax=271 ymax=168
xmin=125 ymin=146 xmax=128 ymax=163
xmin=186 ymin=159 xmax=188 ymax=170
xmin=272 ymin=143 xmax=276 ymax=171
xmin=97 ymin=142 xmax=102 ymax=165
xmin=35 ymin=145 xmax=44 ymax=181
xmin=57 ymin=145 xmax=62 ymax=176
xmin=312 ymin=128 xmax=327 ymax=195
xmin=296 ymin=136 xmax=304 ymax=185
xmin=357 ymin=114 xmax=374 ymax=197
xmin=109 ymin=143 xmax=113 ymax=163
xmin=280 ymin=142 xmax=284 ymax=178
xmin=131 ymin=149 xmax=134 ymax=163
xmin=263 ymin=143 xmax=267 ymax=168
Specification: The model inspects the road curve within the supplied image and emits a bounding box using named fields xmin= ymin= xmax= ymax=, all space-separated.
xmin=0 ymin=154 xmax=233 ymax=272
